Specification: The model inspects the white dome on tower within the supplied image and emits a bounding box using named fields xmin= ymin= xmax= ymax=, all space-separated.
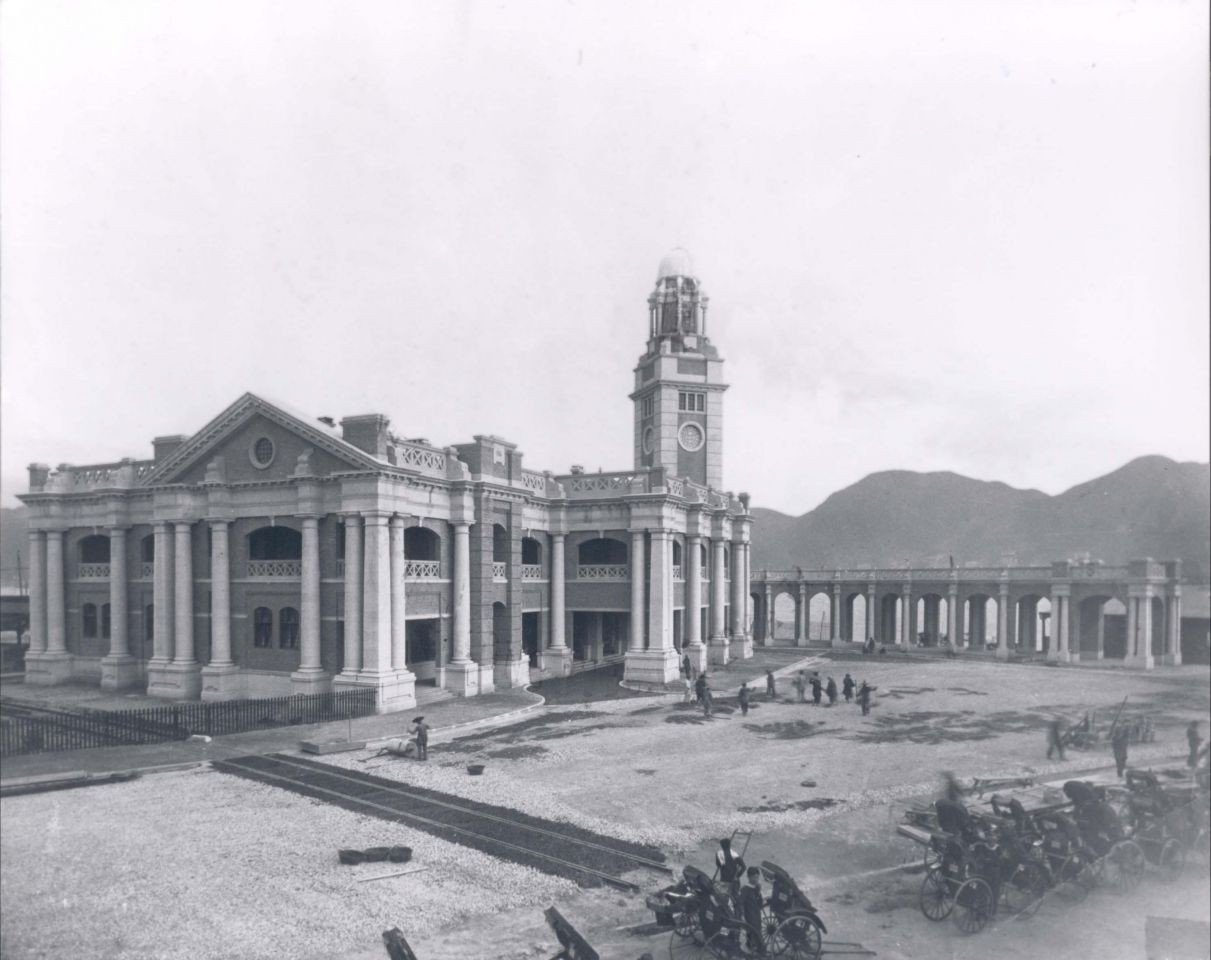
xmin=656 ymin=248 xmax=695 ymax=280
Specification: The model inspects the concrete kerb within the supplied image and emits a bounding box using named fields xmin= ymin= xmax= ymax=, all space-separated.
xmin=361 ymin=692 xmax=547 ymax=752
xmin=619 ymin=654 xmax=824 ymax=697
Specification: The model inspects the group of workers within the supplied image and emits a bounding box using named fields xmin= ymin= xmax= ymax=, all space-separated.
xmin=684 ymin=662 xmax=877 ymax=718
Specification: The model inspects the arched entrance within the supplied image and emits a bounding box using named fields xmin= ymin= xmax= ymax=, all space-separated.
xmin=773 ymin=591 xmax=797 ymax=641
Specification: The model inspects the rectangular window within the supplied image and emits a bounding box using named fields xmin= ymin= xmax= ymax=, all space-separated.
xmin=679 ymin=391 xmax=705 ymax=412
xmin=641 ymin=396 xmax=654 ymax=418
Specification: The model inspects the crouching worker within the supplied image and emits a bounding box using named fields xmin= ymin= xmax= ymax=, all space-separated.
xmin=372 ymin=738 xmax=417 ymax=760
xmin=738 ymin=866 xmax=765 ymax=953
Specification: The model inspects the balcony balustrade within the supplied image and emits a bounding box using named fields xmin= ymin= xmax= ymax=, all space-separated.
xmin=139 ymin=562 xmax=154 ymax=580
xmin=577 ymin=564 xmax=629 ymax=581
xmin=491 ymin=562 xmax=507 ymax=581
xmin=406 ymin=560 xmax=441 ymax=579
xmin=78 ymin=563 xmax=110 ymax=579
xmin=246 ymin=560 xmax=302 ymax=578
xmin=521 ymin=564 xmax=544 ymax=580
xmin=672 ymin=565 xmax=683 ymax=581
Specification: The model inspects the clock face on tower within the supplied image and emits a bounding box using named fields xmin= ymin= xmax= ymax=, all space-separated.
xmin=642 ymin=425 xmax=655 ymax=455
xmin=678 ymin=421 xmax=705 ymax=452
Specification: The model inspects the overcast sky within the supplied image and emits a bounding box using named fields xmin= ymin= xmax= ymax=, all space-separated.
xmin=2 ymin=0 xmax=1207 ymax=516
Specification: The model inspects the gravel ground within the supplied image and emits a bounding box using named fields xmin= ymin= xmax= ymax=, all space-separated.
xmin=2 ymin=659 xmax=1206 ymax=960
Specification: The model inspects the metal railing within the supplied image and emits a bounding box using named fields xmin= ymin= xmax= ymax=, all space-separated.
xmin=246 ymin=560 xmax=302 ymax=578
xmin=577 ymin=564 xmax=630 ymax=580
xmin=0 ymin=689 xmax=377 ymax=757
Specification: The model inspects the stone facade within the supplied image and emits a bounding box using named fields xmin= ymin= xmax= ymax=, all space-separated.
xmin=18 ymin=252 xmax=753 ymax=712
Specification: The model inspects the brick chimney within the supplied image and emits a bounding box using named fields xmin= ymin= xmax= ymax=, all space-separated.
xmin=153 ymin=435 xmax=187 ymax=463
xmin=340 ymin=414 xmax=391 ymax=458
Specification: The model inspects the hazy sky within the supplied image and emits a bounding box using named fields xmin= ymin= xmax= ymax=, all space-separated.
xmin=2 ymin=0 xmax=1207 ymax=515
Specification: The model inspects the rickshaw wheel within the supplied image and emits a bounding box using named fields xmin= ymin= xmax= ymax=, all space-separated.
xmin=1002 ymin=861 xmax=1047 ymax=918
xmin=760 ymin=906 xmax=784 ymax=952
xmin=952 ymin=878 xmax=995 ymax=935
xmin=920 ymin=868 xmax=953 ymax=921
xmin=670 ymin=929 xmax=706 ymax=959
xmin=1159 ymin=838 xmax=1185 ymax=883
xmin=1054 ymin=853 xmax=1093 ymax=903
xmin=1111 ymin=840 xmax=1146 ymax=893
xmin=773 ymin=915 xmax=823 ymax=959
xmin=706 ymin=923 xmax=759 ymax=959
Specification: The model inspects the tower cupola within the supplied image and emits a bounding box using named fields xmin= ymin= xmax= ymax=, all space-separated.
xmin=646 ymin=247 xmax=715 ymax=357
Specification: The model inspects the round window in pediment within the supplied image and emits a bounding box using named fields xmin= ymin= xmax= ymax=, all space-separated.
xmin=250 ymin=436 xmax=276 ymax=469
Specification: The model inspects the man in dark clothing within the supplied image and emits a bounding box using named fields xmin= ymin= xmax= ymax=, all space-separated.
xmin=1046 ymin=718 xmax=1066 ymax=761
xmin=825 ymin=676 xmax=838 ymax=706
xmin=409 ymin=716 xmax=430 ymax=761
xmin=766 ymin=669 xmax=777 ymax=700
xmin=1188 ymin=721 xmax=1202 ymax=768
xmin=857 ymin=682 xmax=872 ymax=716
xmin=1112 ymin=723 xmax=1130 ymax=778
xmin=810 ymin=675 xmax=822 ymax=706
xmin=694 ymin=673 xmax=707 ymax=705
xmin=738 ymin=866 xmax=765 ymax=953
xmin=842 ymin=673 xmax=855 ymax=702
xmin=715 ymin=837 xmax=746 ymax=887
xmin=701 ymin=674 xmax=714 ymax=717
xmin=738 ymin=682 xmax=751 ymax=716
xmin=682 ymin=653 xmax=693 ymax=681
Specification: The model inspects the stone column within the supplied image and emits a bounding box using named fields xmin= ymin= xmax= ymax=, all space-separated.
xmin=201 ymin=520 xmax=239 ymax=700
xmin=147 ymin=522 xmax=175 ymax=694
xmin=900 ymin=584 xmax=913 ymax=647
xmin=629 ymin=530 xmax=646 ymax=652
xmin=100 ymin=527 xmax=139 ymax=691
xmin=947 ymin=586 xmax=960 ymax=652
xmin=730 ymin=543 xmax=744 ymax=639
xmin=686 ymin=535 xmax=706 ymax=672
xmin=289 ymin=516 xmax=328 ymax=694
xmin=442 ymin=522 xmax=477 ymax=695
xmin=761 ymin=584 xmax=772 ymax=646
xmin=1095 ymin=603 xmax=1106 ymax=660
xmin=742 ymin=543 xmax=753 ymax=647
xmin=340 ymin=515 xmax=363 ymax=676
xmin=31 ymin=530 xmax=71 ymax=685
xmin=625 ymin=529 xmax=679 ymax=686
xmin=709 ymin=538 xmax=729 ymax=664
xmin=996 ymin=584 xmax=1010 ymax=660
xmin=356 ymin=512 xmax=414 ymax=713
xmin=830 ymin=585 xmax=843 ymax=647
xmin=796 ymin=583 xmax=808 ymax=646
xmin=1166 ymin=588 xmax=1182 ymax=666
xmin=1139 ymin=588 xmax=1155 ymax=669
xmin=389 ymin=517 xmax=407 ymax=670
xmin=1125 ymin=595 xmax=1138 ymax=662
xmin=167 ymin=521 xmax=201 ymax=698
xmin=27 ymin=531 xmax=46 ymax=655
xmin=547 ymin=534 xmax=571 ymax=676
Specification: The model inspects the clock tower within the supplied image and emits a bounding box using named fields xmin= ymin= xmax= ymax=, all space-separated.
xmin=631 ymin=249 xmax=727 ymax=489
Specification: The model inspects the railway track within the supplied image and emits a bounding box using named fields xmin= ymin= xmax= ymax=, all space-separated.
xmin=212 ymin=752 xmax=671 ymax=891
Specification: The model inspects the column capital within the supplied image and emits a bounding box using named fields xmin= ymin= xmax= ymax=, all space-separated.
xmin=293 ymin=512 xmax=323 ymax=521
xmin=172 ymin=519 xmax=193 ymax=531
xmin=388 ymin=515 xmax=406 ymax=530
xmin=361 ymin=511 xmax=391 ymax=524
xmin=341 ymin=512 xmax=364 ymax=526
xmin=45 ymin=529 xmax=64 ymax=541
xmin=106 ymin=525 xmax=131 ymax=534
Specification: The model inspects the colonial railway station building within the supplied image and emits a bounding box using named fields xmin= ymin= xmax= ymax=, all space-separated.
xmin=18 ymin=251 xmax=754 ymax=712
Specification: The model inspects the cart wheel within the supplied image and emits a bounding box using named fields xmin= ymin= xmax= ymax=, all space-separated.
xmin=952 ymin=878 xmax=995 ymax=935
xmin=1159 ymin=838 xmax=1185 ymax=883
xmin=1054 ymin=853 xmax=1094 ymax=903
xmin=759 ymin=906 xmax=783 ymax=952
xmin=674 ymin=905 xmax=702 ymax=942
xmin=1003 ymin=862 xmax=1047 ymax=918
xmin=773 ymin=915 xmax=823 ymax=959
xmin=706 ymin=924 xmax=758 ymax=959
xmin=920 ymin=868 xmax=953 ymax=921
xmin=670 ymin=928 xmax=706 ymax=959
xmin=1110 ymin=841 xmax=1146 ymax=894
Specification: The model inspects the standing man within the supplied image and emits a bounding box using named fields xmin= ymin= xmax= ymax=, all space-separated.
xmin=1046 ymin=718 xmax=1066 ymax=761
xmin=766 ymin=668 xmax=777 ymax=701
xmin=825 ymin=676 xmax=838 ymax=706
xmin=810 ymin=674 xmax=823 ymax=706
xmin=794 ymin=671 xmax=807 ymax=703
xmin=1112 ymin=722 xmax=1130 ymax=778
xmin=682 ymin=652 xmax=693 ymax=681
xmin=701 ymin=674 xmax=714 ymax=718
xmin=738 ymin=867 xmax=765 ymax=953
xmin=738 ymin=682 xmax=751 ymax=717
xmin=694 ymin=672 xmax=707 ymax=705
xmin=842 ymin=673 xmax=855 ymax=703
xmin=857 ymin=682 xmax=872 ymax=716
xmin=409 ymin=716 xmax=430 ymax=761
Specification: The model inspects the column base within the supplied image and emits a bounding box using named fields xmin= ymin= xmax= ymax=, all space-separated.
xmin=623 ymin=647 xmax=680 ymax=687
xmin=200 ymin=663 xmax=243 ymax=701
xmin=440 ymin=660 xmax=481 ymax=697
xmin=24 ymin=652 xmax=74 ymax=685
xmin=708 ymin=635 xmax=730 ymax=666
xmin=493 ymin=659 xmax=530 ymax=689
xmin=333 ymin=669 xmax=416 ymax=713
xmin=100 ymin=654 xmax=142 ymax=692
xmin=737 ymin=635 xmax=754 ymax=658
xmin=830 ymin=636 xmax=845 ymax=649
xmin=685 ymin=642 xmax=708 ymax=675
xmin=543 ymin=648 xmax=573 ymax=678
xmin=997 ymin=645 xmax=1011 ymax=661
xmin=794 ymin=634 xmax=808 ymax=648
xmin=147 ymin=662 xmax=202 ymax=700
xmin=289 ymin=666 xmax=332 ymax=696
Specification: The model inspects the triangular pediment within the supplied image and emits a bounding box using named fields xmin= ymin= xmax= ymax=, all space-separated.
xmin=142 ymin=394 xmax=385 ymax=486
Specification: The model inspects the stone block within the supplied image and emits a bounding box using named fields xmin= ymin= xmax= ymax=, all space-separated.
xmin=24 ymin=652 xmax=74 ymax=686
xmin=708 ymin=636 xmax=730 ymax=666
xmin=493 ymin=658 xmax=530 ymax=689
xmin=99 ymin=654 xmax=142 ymax=692
xmin=624 ymin=647 xmax=679 ymax=686
xmin=543 ymin=647 xmax=574 ymax=678
xmin=441 ymin=661 xmax=480 ymax=697
xmin=288 ymin=667 xmax=332 ymax=697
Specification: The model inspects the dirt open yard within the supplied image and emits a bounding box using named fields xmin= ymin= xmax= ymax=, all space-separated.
xmin=2 ymin=657 xmax=1208 ymax=959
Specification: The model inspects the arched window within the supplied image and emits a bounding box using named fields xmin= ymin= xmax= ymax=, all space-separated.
xmin=672 ymin=540 xmax=683 ymax=566
xmin=700 ymin=542 xmax=708 ymax=570
xmin=79 ymin=535 xmax=110 ymax=563
xmin=404 ymin=526 xmax=440 ymax=561
xmin=521 ymin=537 xmax=542 ymax=566
xmin=101 ymin=603 xmax=112 ymax=640
xmin=247 ymin=526 xmax=302 ymax=560
xmin=82 ymin=603 xmax=98 ymax=639
xmin=253 ymin=607 xmax=274 ymax=648
xmin=492 ymin=524 xmax=509 ymax=563
xmin=578 ymin=538 xmax=628 ymax=565
xmin=141 ymin=535 xmax=155 ymax=562
xmin=279 ymin=607 xmax=299 ymax=650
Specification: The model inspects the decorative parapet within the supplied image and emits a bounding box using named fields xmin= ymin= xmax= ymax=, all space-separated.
xmin=559 ymin=471 xmax=640 ymax=498
xmin=246 ymin=560 xmax=302 ymax=578
xmin=751 ymin=564 xmax=1134 ymax=584
xmin=78 ymin=563 xmax=110 ymax=579
xmin=405 ymin=560 xmax=441 ymax=579
xmin=138 ymin=562 xmax=154 ymax=580
xmin=387 ymin=440 xmax=447 ymax=476
xmin=519 ymin=471 xmax=547 ymax=495
xmin=672 ymin=565 xmax=684 ymax=581
xmin=577 ymin=564 xmax=629 ymax=581
xmin=30 ymin=459 xmax=156 ymax=493
xmin=521 ymin=564 xmax=543 ymax=580
xmin=491 ymin=561 xmax=507 ymax=581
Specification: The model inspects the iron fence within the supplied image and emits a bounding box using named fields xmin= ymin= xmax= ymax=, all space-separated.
xmin=0 ymin=688 xmax=376 ymax=758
